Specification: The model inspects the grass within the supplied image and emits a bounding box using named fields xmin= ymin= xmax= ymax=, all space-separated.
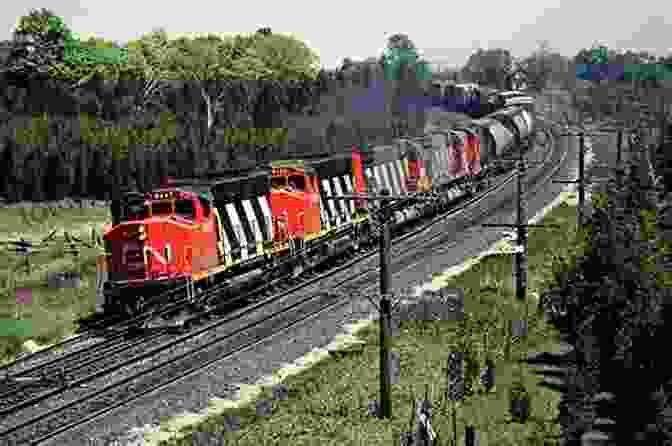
xmin=0 ymin=206 xmax=110 ymax=363
xmin=154 ymin=196 xmax=584 ymax=446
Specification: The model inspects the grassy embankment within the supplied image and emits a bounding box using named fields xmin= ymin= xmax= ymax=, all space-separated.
xmin=0 ymin=206 xmax=110 ymax=363
xmin=154 ymin=191 xmax=586 ymax=446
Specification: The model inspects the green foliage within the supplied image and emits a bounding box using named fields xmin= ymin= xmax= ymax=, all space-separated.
xmin=63 ymin=41 xmax=129 ymax=66
xmin=14 ymin=8 xmax=62 ymax=37
xmin=461 ymin=48 xmax=513 ymax=88
xmin=380 ymin=34 xmax=431 ymax=83
xmin=539 ymin=149 xmax=672 ymax=443
xmin=252 ymin=34 xmax=320 ymax=80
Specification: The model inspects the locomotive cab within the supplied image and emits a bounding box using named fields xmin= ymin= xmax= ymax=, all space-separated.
xmin=101 ymin=188 xmax=219 ymax=313
xmin=270 ymin=161 xmax=321 ymax=245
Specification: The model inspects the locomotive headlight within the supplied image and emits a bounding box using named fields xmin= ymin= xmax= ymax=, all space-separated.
xmin=138 ymin=225 xmax=146 ymax=240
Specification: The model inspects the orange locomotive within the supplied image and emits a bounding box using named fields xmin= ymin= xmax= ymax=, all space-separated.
xmin=98 ymin=151 xmax=369 ymax=315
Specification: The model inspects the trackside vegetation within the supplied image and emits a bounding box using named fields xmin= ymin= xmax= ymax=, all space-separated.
xmin=0 ymin=206 xmax=110 ymax=363
xmin=155 ymin=194 xmax=588 ymax=446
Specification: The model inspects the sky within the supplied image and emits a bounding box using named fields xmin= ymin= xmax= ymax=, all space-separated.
xmin=2 ymin=2 xmax=671 ymax=70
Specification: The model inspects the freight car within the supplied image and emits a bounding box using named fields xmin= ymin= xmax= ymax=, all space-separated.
xmin=97 ymin=107 xmax=535 ymax=315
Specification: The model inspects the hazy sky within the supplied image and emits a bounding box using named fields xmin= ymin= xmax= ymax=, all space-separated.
xmin=2 ymin=2 xmax=671 ymax=69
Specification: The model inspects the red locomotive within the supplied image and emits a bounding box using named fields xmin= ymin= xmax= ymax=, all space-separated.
xmin=96 ymin=106 xmax=535 ymax=315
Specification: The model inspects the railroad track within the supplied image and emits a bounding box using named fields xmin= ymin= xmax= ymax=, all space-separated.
xmin=0 ymin=125 xmax=561 ymax=445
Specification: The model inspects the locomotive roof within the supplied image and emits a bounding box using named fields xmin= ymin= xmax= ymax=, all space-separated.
xmin=468 ymin=117 xmax=493 ymax=124
xmin=361 ymin=144 xmax=408 ymax=164
xmin=270 ymin=159 xmax=318 ymax=176
xmin=304 ymin=151 xmax=353 ymax=179
xmin=166 ymin=168 xmax=272 ymax=203
xmin=491 ymin=106 xmax=523 ymax=116
xmin=271 ymin=159 xmax=304 ymax=168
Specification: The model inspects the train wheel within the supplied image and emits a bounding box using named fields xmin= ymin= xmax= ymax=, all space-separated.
xmin=352 ymin=225 xmax=360 ymax=252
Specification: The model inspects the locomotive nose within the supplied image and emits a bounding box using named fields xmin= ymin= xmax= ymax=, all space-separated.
xmin=106 ymin=223 xmax=148 ymax=281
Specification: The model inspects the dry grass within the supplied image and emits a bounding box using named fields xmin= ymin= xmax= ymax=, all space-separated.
xmin=0 ymin=206 xmax=110 ymax=362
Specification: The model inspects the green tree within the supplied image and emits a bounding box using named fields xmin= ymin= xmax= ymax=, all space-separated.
xmin=251 ymin=33 xmax=320 ymax=80
xmin=125 ymin=28 xmax=174 ymax=110
xmin=461 ymin=48 xmax=513 ymax=88
xmin=386 ymin=33 xmax=416 ymax=52
xmin=161 ymin=34 xmax=271 ymax=132
xmin=3 ymin=8 xmax=70 ymax=79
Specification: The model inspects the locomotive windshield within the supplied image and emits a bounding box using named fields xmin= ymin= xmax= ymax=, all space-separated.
xmin=149 ymin=199 xmax=195 ymax=219
xmin=174 ymin=199 xmax=195 ymax=219
xmin=288 ymin=175 xmax=305 ymax=191
xmin=151 ymin=201 xmax=174 ymax=216
xmin=124 ymin=201 xmax=149 ymax=221
xmin=117 ymin=193 xmax=149 ymax=222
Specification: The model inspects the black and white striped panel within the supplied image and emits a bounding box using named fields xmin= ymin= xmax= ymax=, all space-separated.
xmin=233 ymin=201 xmax=260 ymax=257
xmin=257 ymin=196 xmax=274 ymax=242
xmin=321 ymin=178 xmax=341 ymax=227
xmin=241 ymin=200 xmax=263 ymax=256
xmin=331 ymin=176 xmax=351 ymax=223
xmin=217 ymin=214 xmax=234 ymax=266
xmin=342 ymin=175 xmax=356 ymax=216
xmin=373 ymin=165 xmax=386 ymax=194
xmin=364 ymin=167 xmax=376 ymax=192
xmin=397 ymin=159 xmax=407 ymax=194
xmin=217 ymin=195 xmax=273 ymax=263
xmin=437 ymin=149 xmax=446 ymax=181
xmin=385 ymin=161 xmax=402 ymax=195
xmin=432 ymin=148 xmax=447 ymax=184
xmin=317 ymin=186 xmax=330 ymax=231
xmin=379 ymin=162 xmax=393 ymax=194
xmin=224 ymin=203 xmax=248 ymax=261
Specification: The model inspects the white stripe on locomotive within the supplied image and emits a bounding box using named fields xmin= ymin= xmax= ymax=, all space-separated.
xmin=365 ymin=167 xmax=375 ymax=192
xmin=318 ymin=189 xmax=330 ymax=231
xmin=379 ymin=164 xmax=393 ymax=194
xmin=396 ymin=160 xmax=407 ymax=193
xmin=441 ymin=148 xmax=449 ymax=179
xmin=332 ymin=177 xmax=350 ymax=222
xmin=225 ymin=203 xmax=248 ymax=260
xmin=387 ymin=162 xmax=401 ymax=195
xmin=258 ymin=196 xmax=274 ymax=242
xmin=242 ymin=199 xmax=264 ymax=255
xmin=373 ymin=165 xmax=385 ymax=194
xmin=322 ymin=179 xmax=341 ymax=227
xmin=343 ymin=175 xmax=356 ymax=216
xmin=221 ymin=222 xmax=233 ymax=266
xmin=432 ymin=150 xmax=441 ymax=183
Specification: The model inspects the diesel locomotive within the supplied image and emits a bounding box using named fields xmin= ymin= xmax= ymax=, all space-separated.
xmin=96 ymin=105 xmax=535 ymax=315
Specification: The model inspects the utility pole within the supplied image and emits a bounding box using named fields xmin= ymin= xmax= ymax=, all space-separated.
xmin=482 ymin=163 xmax=557 ymax=300
xmin=481 ymin=139 xmax=558 ymax=366
xmin=327 ymin=187 xmax=446 ymax=419
xmin=379 ymin=188 xmax=393 ymax=419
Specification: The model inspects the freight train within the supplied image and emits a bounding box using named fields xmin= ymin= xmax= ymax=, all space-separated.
xmin=428 ymin=81 xmax=534 ymax=118
xmin=96 ymin=105 xmax=536 ymax=316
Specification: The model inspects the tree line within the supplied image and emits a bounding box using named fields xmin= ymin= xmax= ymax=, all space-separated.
xmin=0 ymin=9 xmax=431 ymax=202
xmin=456 ymin=41 xmax=672 ymax=93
